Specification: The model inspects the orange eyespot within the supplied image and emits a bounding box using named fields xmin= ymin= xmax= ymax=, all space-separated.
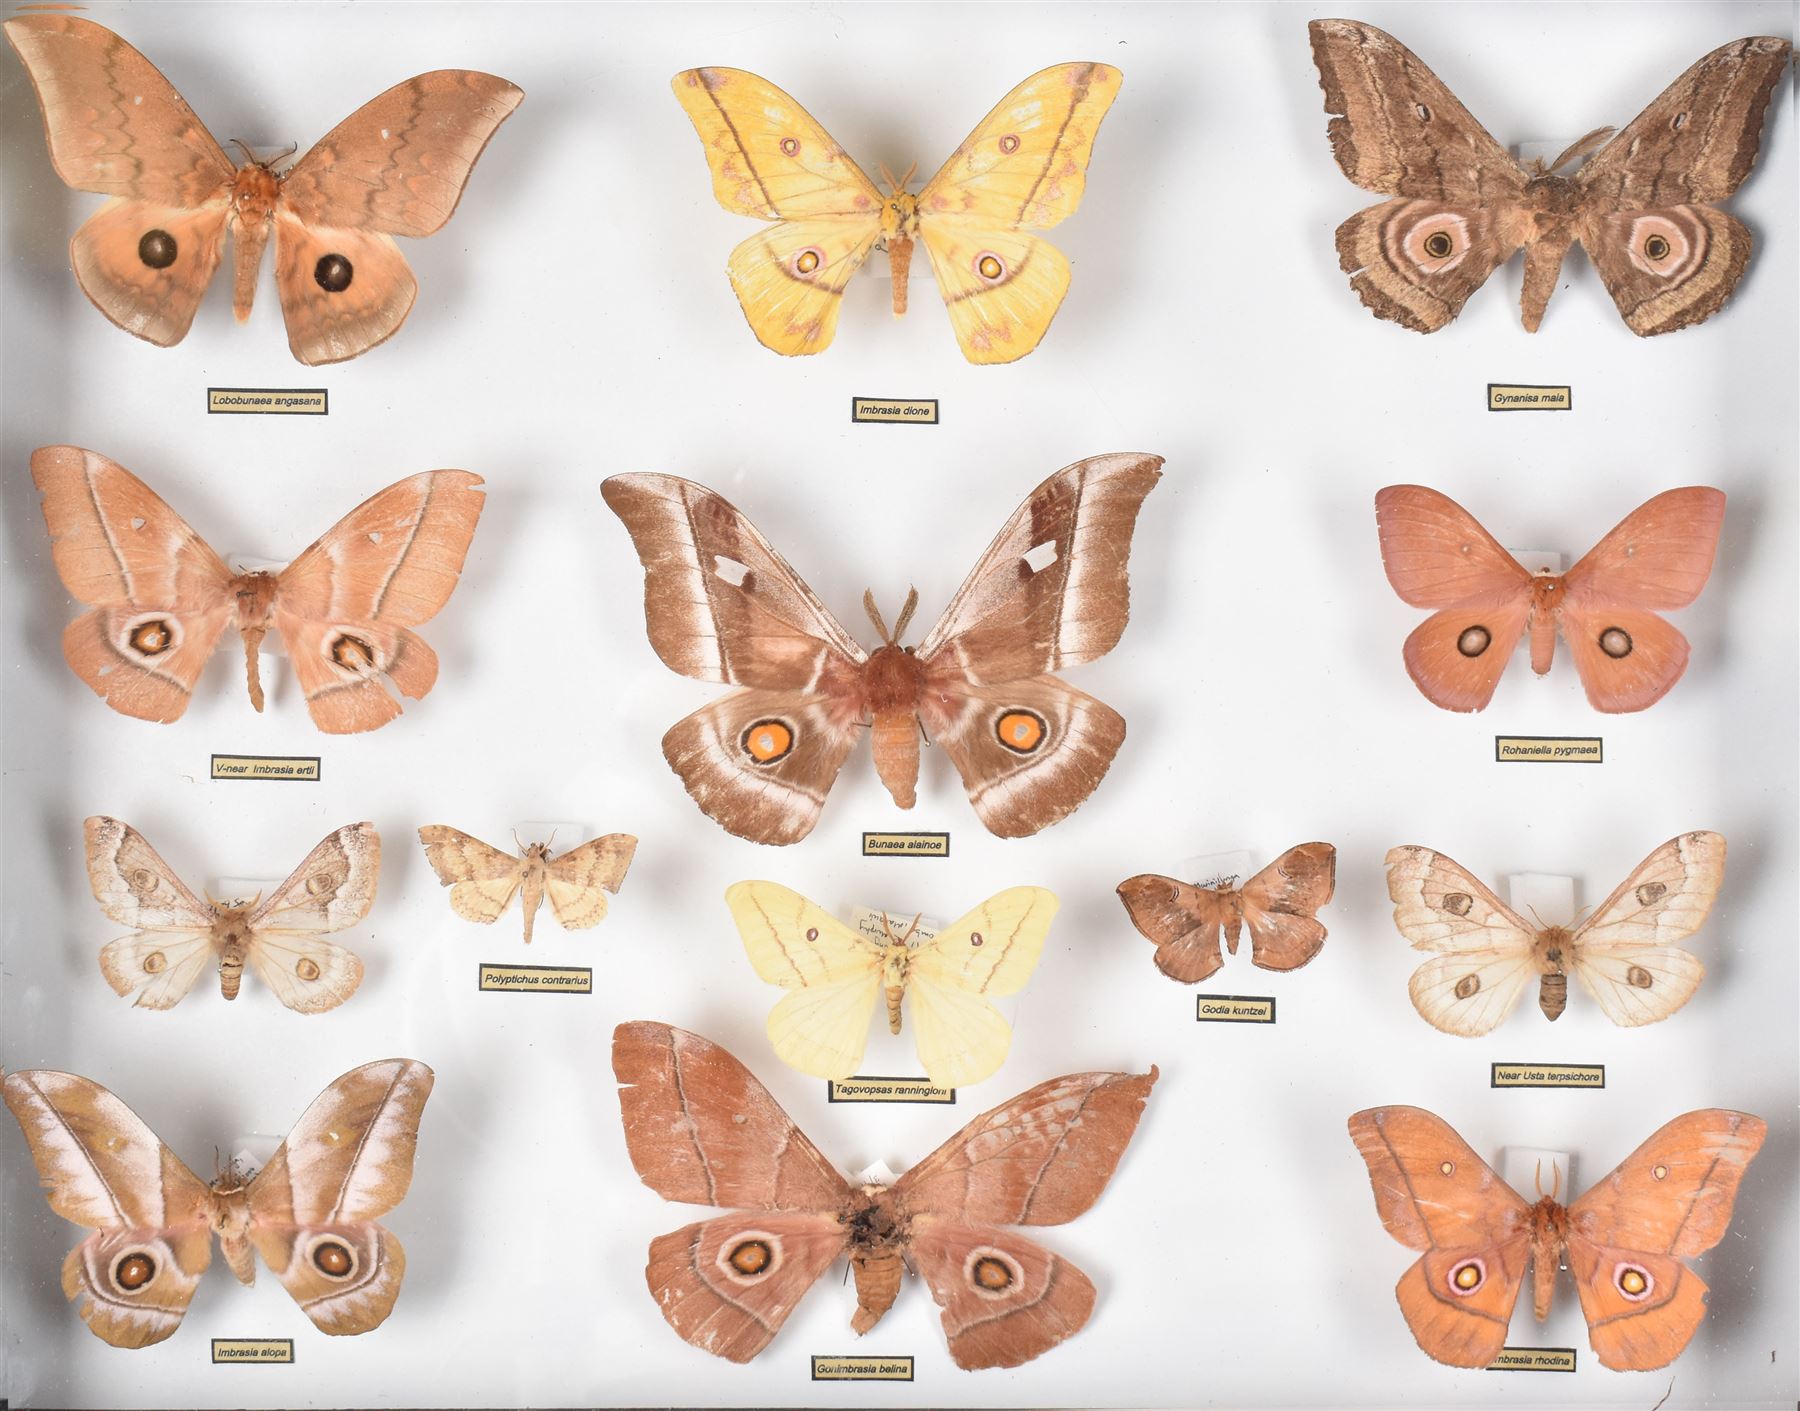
xmin=329 ymin=633 xmax=377 ymax=672
xmin=1448 ymin=1258 xmax=1485 ymax=1294
xmin=975 ymin=252 xmax=1006 ymax=282
xmin=971 ymin=1255 xmax=1014 ymax=1291
xmin=728 ymin=1239 xmax=773 ymax=1276
xmin=128 ymin=618 xmax=175 ymax=656
xmin=793 ymin=247 xmax=823 ymax=276
xmin=1616 ymin=1264 xmax=1652 ymax=1299
xmin=994 ymin=710 xmax=1046 ymax=754
xmin=741 ymin=718 xmax=795 ymax=764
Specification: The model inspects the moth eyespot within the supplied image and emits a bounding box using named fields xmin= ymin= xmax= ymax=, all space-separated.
xmin=1448 ymin=1258 xmax=1485 ymax=1295
xmin=965 ymin=1249 xmax=1019 ymax=1296
xmin=1423 ymin=230 xmax=1454 ymax=259
xmin=779 ymin=136 xmax=800 ymax=157
xmin=137 ymin=229 xmax=178 ymax=269
xmin=723 ymin=1238 xmax=775 ymax=1279
xmin=741 ymin=718 xmax=795 ymax=765
xmin=970 ymin=931 xmax=984 ymax=948
xmin=1652 ymin=1164 xmax=1669 ymax=1180
xmin=1414 ymin=102 xmax=1432 ymax=122
xmin=1671 ymin=111 xmax=1688 ymax=131
xmin=998 ymin=133 xmax=1020 ymax=154
xmin=1599 ymin=627 xmax=1633 ymax=659
xmin=1644 ymin=234 xmax=1671 ymax=261
xmin=1453 ymin=973 xmax=1481 ymax=999
xmin=127 ymin=618 xmax=176 ymax=657
xmin=994 ymin=709 xmax=1047 ymax=755
xmin=791 ymin=246 xmax=824 ymax=277
xmin=974 ymin=251 xmax=1007 ymax=283
xmin=1439 ymin=1160 xmax=1455 ymax=1176
xmin=1635 ymin=881 xmax=1667 ymax=906
xmin=1627 ymin=965 xmax=1654 ymax=989
xmin=296 ymin=957 xmax=322 ymax=981
xmin=309 ymin=1237 xmax=356 ymax=1280
xmin=1456 ymin=626 xmax=1491 ymax=657
xmin=306 ymin=867 xmax=346 ymax=897
xmin=112 ymin=1250 xmax=157 ymax=1292
xmin=1442 ymin=892 xmax=1474 ymax=918
xmin=142 ymin=951 xmax=167 ymax=974
xmin=130 ymin=868 xmax=159 ymax=891
xmin=1615 ymin=1263 xmax=1653 ymax=1300
xmin=805 ymin=927 xmax=819 ymax=942
xmin=329 ymin=633 xmax=377 ymax=673
xmin=314 ymin=253 xmax=354 ymax=293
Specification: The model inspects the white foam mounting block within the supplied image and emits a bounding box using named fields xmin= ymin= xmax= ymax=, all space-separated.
xmin=230 ymin=1132 xmax=285 ymax=1176
xmin=1507 ymin=872 xmax=1579 ymax=927
xmin=1507 ymin=547 xmax=1567 ymax=575
xmin=513 ymin=821 xmax=587 ymax=848
xmin=1503 ymin=1145 xmax=1577 ymax=1205
xmin=1182 ymin=849 xmax=1255 ymax=889
xmin=212 ymin=875 xmax=283 ymax=907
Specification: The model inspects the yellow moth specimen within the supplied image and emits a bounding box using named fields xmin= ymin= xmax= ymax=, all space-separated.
xmin=672 ymin=64 xmax=1121 ymax=363
xmin=417 ymin=826 xmax=637 ymax=944
xmin=725 ymin=881 xmax=1055 ymax=1088
xmin=1386 ymin=832 xmax=1725 ymax=1036
xmin=84 ymin=816 xmax=376 ymax=1013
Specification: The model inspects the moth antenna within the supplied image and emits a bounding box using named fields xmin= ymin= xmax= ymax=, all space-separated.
xmin=228 ymin=138 xmax=257 ymax=164
xmin=863 ymin=589 xmax=892 ymax=643
xmin=1534 ymin=1157 xmax=1545 ymax=1199
xmin=879 ymin=161 xmax=899 ymax=194
xmin=1552 ymin=1161 xmax=1563 ymax=1202
xmin=891 ymin=587 xmax=919 ymax=643
xmin=546 ymin=827 xmax=560 ymax=853
xmin=899 ymin=160 xmax=917 ymax=189
xmin=899 ymin=911 xmax=923 ymax=946
xmin=878 ymin=911 xmax=897 ymax=943
xmin=1550 ymin=125 xmax=1615 ymax=172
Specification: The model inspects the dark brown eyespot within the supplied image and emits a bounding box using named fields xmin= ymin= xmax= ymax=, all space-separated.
xmin=998 ymin=134 xmax=1020 ymax=154
xmin=1627 ymin=965 xmax=1654 ymax=989
xmin=779 ymin=137 xmax=800 ymax=157
xmin=727 ymin=1239 xmax=773 ymax=1277
xmin=971 ymin=1255 xmax=1014 ymax=1291
xmin=314 ymin=253 xmax=354 ymax=293
xmin=1443 ymin=892 xmax=1474 ymax=917
xmin=329 ymin=634 xmax=377 ymax=672
xmin=1423 ymin=230 xmax=1454 ymax=259
xmin=970 ymin=931 xmax=984 ymax=948
xmin=805 ymin=927 xmax=819 ymax=942
xmin=114 ymin=1252 xmax=156 ymax=1290
xmin=138 ymin=229 xmax=178 ymax=269
xmin=1453 ymin=973 xmax=1481 ymax=999
xmin=1599 ymin=627 xmax=1633 ymax=659
xmin=1644 ymin=234 xmax=1671 ymax=261
xmin=1456 ymin=626 xmax=1491 ymax=657
xmin=312 ymin=1239 xmax=354 ymax=1277
xmin=1635 ymin=881 xmax=1667 ymax=906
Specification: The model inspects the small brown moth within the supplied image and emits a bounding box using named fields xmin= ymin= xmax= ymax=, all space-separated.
xmin=416 ymin=826 xmax=637 ymax=943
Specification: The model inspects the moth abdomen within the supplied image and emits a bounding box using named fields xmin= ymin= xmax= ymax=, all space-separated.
xmin=1538 ymin=971 xmax=1568 ymax=1022
xmin=849 ymin=1250 xmax=904 ymax=1334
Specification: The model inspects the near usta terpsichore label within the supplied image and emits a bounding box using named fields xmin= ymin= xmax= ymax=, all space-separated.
xmin=1490 ymin=1062 xmax=1605 ymax=1089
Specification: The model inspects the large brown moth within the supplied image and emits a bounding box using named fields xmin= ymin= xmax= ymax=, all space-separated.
xmin=602 ymin=454 xmax=1163 ymax=845
xmin=416 ymin=826 xmax=637 ymax=944
xmin=2 ymin=1060 xmax=433 ymax=1347
xmin=84 ymin=816 xmax=377 ymax=1013
xmin=1310 ymin=20 xmax=1791 ymax=334
xmin=32 ymin=446 xmax=485 ymax=734
xmin=613 ymin=1022 xmax=1156 ymax=1369
xmin=4 ymin=13 xmax=522 ymax=364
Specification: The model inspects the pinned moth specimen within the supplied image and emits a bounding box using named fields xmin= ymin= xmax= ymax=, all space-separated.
xmin=1117 ymin=843 xmax=1336 ymax=983
xmin=672 ymin=64 xmax=1120 ymax=363
xmin=1386 ymin=833 xmax=1725 ymax=1036
xmin=416 ymin=826 xmax=637 ymax=944
xmin=33 ymin=446 xmax=485 ymax=733
xmin=1376 ymin=485 xmax=1725 ymax=713
xmin=613 ymin=1021 xmax=1155 ymax=1369
xmin=84 ymin=816 xmax=378 ymax=1013
xmin=603 ymin=454 xmax=1162 ymax=844
xmin=1310 ymin=21 xmax=1790 ymax=334
xmin=725 ymin=881 xmax=1055 ymax=1088
xmin=1349 ymin=1105 xmax=1765 ymax=1370
xmin=2 ymin=1060 xmax=433 ymax=1347
xmin=4 ymin=13 xmax=522 ymax=364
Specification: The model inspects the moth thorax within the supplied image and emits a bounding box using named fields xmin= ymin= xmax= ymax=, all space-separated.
xmin=849 ymin=1250 xmax=905 ymax=1334
xmin=229 ymin=163 xmax=280 ymax=220
xmin=229 ymin=571 xmax=278 ymax=626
